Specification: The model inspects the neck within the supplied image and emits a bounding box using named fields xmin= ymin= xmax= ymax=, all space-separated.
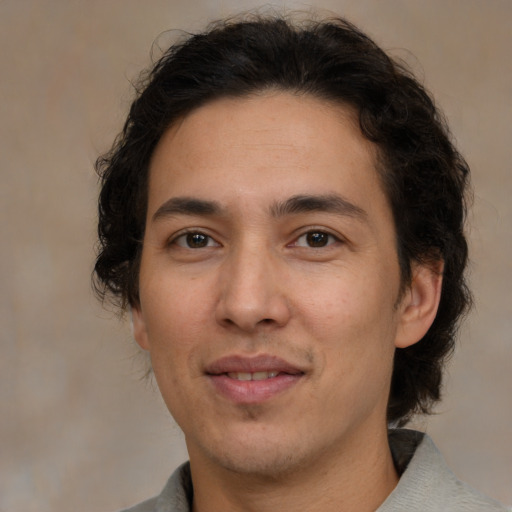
xmin=189 ymin=426 xmax=398 ymax=512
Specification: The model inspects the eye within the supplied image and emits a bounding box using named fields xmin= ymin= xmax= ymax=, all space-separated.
xmin=294 ymin=230 xmax=339 ymax=248
xmin=172 ymin=231 xmax=219 ymax=249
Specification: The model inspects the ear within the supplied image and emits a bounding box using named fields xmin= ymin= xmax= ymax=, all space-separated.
xmin=130 ymin=304 xmax=151 ymax=351
xmin=395 ymin=260 xmax=443 ymax=349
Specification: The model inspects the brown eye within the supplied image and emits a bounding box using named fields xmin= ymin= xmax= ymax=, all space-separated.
xmin=173 ymin=232 xmax=218 ymax=248
xmin=306 ymin=232 xmax=330 ymax=247
xmin=186 ymin=233 xmax=208 ymax=248
xmin=292 ymin=230 xmax=340 ymax=249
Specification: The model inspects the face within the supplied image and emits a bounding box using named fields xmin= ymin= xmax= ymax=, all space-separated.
xmin=132 ymin=92 xmax=438 ymax=477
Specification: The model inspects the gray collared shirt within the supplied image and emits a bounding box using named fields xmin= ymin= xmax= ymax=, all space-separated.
xmin=119 ymin=429 xmax=510 ymax=512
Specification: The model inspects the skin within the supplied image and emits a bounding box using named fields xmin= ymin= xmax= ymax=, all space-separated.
xmin=132 ymin=92 xmax=442 ymax=512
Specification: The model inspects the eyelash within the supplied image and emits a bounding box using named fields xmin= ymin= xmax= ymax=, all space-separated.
xmin=292 ymin=230 xmax=341 ymax=249
xmin=169 ymin=228 xmax=342 ymax=250
xmin=170 ymin=230 xmax=220 ymax=249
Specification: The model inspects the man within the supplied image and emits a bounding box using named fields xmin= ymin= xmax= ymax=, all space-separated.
xmin=94 ymin=14 xmax=509 ymax=512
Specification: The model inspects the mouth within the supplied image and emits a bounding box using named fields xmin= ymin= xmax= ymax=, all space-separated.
xmin=226 ymin=371 xmax=280 ymax=381
xmin=205 ymin=355 xmax=305 ymax=404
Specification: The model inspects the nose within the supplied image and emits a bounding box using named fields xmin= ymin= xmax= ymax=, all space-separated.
xmin=215 ymin=242 xmax=291 ymax=332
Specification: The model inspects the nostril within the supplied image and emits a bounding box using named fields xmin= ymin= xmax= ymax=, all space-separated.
xmin=216 ymin=287 xmax=291 ymax=331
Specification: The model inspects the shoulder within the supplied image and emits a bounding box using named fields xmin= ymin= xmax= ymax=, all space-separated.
xmin=118 ymin=496 xmax=158 ymax=512
xmin=380 ymin=429 xmax=510 ymax=512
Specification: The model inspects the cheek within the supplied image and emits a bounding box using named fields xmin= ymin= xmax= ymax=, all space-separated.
xmin=139 ymin=288 xmax=211 ymax=408
xmin=142 ymin=286 xmax=206 ymax=417
xmin=142 ymin=271 xmax=213 ymax=341
xmin=298 ymin=271 xmax=399 ymax=377
xmin=297 ymin=268 xmax=397 ymax=335
xmin=315 ymin=297 xmax=397 ymax=417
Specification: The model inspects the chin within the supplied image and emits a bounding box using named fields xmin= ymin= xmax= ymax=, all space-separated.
xmin=209 ymin=445 xmax=305 ymax=479
xmin=189 ymin=425 xmax=312 ymax=479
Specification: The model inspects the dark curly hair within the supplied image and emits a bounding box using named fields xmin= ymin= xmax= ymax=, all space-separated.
xmin=94 ymin=14 xmax=471 ymax=426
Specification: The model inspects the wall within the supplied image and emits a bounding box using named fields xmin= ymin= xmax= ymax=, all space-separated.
xmin=1 ymin=1 xmax=510 ymax=510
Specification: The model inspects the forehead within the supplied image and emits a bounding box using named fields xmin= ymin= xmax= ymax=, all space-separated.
xmin=147 ymin=92 xmax=387 ymax=221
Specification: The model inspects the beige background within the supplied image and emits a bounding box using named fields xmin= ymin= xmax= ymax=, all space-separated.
xmin=1 ymin=1 xmax=511 ymax=511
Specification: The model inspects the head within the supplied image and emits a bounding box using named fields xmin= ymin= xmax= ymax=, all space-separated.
xmin=94 ymin=14 xmax=470 ymax=429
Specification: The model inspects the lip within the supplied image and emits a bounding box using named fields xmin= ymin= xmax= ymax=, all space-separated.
xmin=205 ymin=354 xmax=305 ymax=404
xmin=205 ymin=354 xmax=304 ymax=375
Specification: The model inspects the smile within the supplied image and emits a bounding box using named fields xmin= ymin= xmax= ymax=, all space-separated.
xmin=227 ymin=371 xmax=279 ymax=381
xmin=205 ymin=355 xmax=306 ymax=404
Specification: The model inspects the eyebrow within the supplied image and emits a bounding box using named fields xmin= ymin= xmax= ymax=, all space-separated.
xmin=270 ymin=194 xmax=367 ymax=220
xmin=152 ymin=193 xmax=367 ymax=222
xmin=152 ymin=197 xmax=222 ymax=222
